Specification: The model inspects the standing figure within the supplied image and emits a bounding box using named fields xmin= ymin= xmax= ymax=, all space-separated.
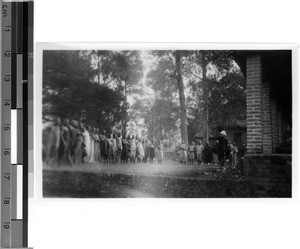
xmin=180 ymin=140 xmax=187 ymax=164
xmin=121 ymin=135 xmax=130 ymax=163
xmin=188 ymin=142 xmax=195 ymax=165
xmin=99 ymin=130 xmax=108 ymax=163
xmin=59 ymin=119 xmax=73 ymax=166
xmin=196 ymin=141 xmax=204 ymax=165
xmin=93 ymin=129 xmax=101 ymax=163
xmin=69 ymin=120 xmax=78 ymax=165
xmin=142 ymin=139 xmax=147 ymax=163
xmin=82 ymin=126 xmax=91 ymax=164
xmin=156 ymin=142 xmax=163 ymax=164
xmin=232 ymin=142 xmax=239 ymax=167
xmin=216 ymin=130 xmax=230 ymax=167
xmin=145 ymin=139 xmax=151 ymax=163
xmin=149 ymin=140 xmax=155 ymax=164
xmin=42 ymin=118 xmax=61 ymax=167
xmin=212 ymin=140 xmax=219 ymax=166
xmin=129 ymin=135 xmax=136 ymax=163
xmin=203 ymin=142 xmax=212 ymax=166
xmin=136 ymin=139 xmax=145 ymax=163
xmin=115 ymin=133 xmax=123 ymax=164
xmin=74 ymin=122 xmax=84 ymax=165
xmin=88 ymin=127 xmax=95 ymax=164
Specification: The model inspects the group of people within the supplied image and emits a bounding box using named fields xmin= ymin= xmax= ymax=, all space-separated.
xmin=42 ymin=118 xmax=164 ymax=167
xmin=180 ymin=130 xmax=246 ymax=167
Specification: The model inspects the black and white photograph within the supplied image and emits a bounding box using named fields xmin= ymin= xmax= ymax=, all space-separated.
xmin=40 ymin=47 xmax=292 ymax=198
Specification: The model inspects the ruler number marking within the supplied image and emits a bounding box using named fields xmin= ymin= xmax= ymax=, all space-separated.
xmin=4 ymin=173 xmax=10 ymax=180
xmin=3 ymin=224 xmax=10 ymax=229
xmin=4 ymin=75 xmax=11 ymax=82
xmin=4 ymin=148 xmax=10 ymax=156
xmin=2 ymin=4 xmax=8 ymax=18
xmin=4 ymin=51 xmax=11 ymax=57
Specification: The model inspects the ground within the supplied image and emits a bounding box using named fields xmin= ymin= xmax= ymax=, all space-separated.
xmin=43 ymin=158 xmax=225 ymax=178
xmin=43 ymin=158 xmax=246 ymax=198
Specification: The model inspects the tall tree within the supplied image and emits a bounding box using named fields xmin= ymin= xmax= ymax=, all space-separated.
xmin=99 ymin=50 xmax=143 ymax=134
xmin=149 ymin=50 xmax=190 ymax=143
xmin=183 ymin=50 xmax=233 ymax=142
xmin=43 ymin=50 xmax=124 ymax=132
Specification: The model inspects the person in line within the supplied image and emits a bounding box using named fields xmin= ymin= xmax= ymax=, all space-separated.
xmin=137 ymin=139 xmax=145 ymax=163
xmin=74 ymin=122 xmax=84 ymax=165
xmin=42 ymin=117 xmax=61 ymax=167
xmin=115 ymin=133 xmax=123 ymax=164
xmin=149 ymin=140 xmax=155 ymax=164
xmin=232 ymin=142 xmax=239 ymax=167
xmin=121 ymin=135 xmax=130 ymax=164
xmin=88 ymin=127 xmax=96 ymax=164
xmin=196 ymin=141 xmax=204 ymax=166
xmin=59 ymin=119 xmax=74 ymax=167
xmin=212 ymin=140 xmax=219 ymax=166
xmin=156 ymin=141 xmax=163 ymax=164
xmin=213 ymin=130 xmax=230 ymax=167
xmin=180 ymin=140 xmax=187 ymax=164
xmin=99 ymin=130 xmax=108 ymax=163
xmin=203 ymin=142 xmax=212 ymax=166
xmin=188 ymin=142 xmax=195 ymax=165
xmin=129 ymin=134 xmax=136 ymax=163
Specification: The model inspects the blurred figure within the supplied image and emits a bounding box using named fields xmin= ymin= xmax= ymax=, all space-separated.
xmin=59 ymin=119 xmax=73 ymax=166
xmin=93 ymin=128 xmax=101 ymax=163
xmin=69 ymin=120 xmax=78 ymax=164
xmin=137 ymin=139 xmax=145 ymax=163
xmin=212 ymin=140 xmax=219 ymax=166
xmin=188 ymin=142 xmax=195 ymax=165
xmin=149 ymin=140 xmax=155 ymax=164
xmin=100 ymin=130 xmax=108 ymax=163
xmin=180 ymin=140 xmax=187 ymax=164
xmin=196 ymin=141 xmax=204 ymax=165
xmin=156 ymin=141 xmax=163 ymax=164
xmin=121 ymin=135 xmax=130 ymax=164
xmin=203 ymin=142 xmax=212 ymax=166
xmin=129 ymin=134 xmax=136 ymax=163
xmin=42 ymin=117 xmax=61 ymax=167
xmin=232 ymin=142 xmax=239 ymax=166
xmin=115 ymin=133 xmax=123 ymax=163
xmin=82 ymin=125 xmax=91 ymax=164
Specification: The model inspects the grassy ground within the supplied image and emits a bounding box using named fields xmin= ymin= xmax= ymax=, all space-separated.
xmin=43 ymin=158 xmax=224 ymax=179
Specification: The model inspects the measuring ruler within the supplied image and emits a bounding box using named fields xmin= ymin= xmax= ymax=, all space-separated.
xmin=1 ymin=1 xmax=33 ymax=248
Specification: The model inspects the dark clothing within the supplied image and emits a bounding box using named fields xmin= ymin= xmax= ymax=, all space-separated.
xmin=121 ymin=139 xmax=130 ymax=161
xmin=203 ymin=145 xmax=212 ymax=164
xmin=214 ymin=136 xmax=230 ymax=166
xmin=150 ymin=147 xmax=155 ymax=160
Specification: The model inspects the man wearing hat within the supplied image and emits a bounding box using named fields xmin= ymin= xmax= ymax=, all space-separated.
xmin=213 ymin=130 xmax=230 ymax=167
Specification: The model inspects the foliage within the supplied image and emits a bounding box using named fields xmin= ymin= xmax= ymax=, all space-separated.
xmin=43 ymin=50 xmax=124 ymax=133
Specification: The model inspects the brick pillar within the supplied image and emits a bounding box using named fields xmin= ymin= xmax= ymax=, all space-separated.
xmin=246 ymin=55 xmax=263 ymax=153
xmin=271 ymin=98 xmax=279 ymax=152
xmin=261 ymin=81 xmax=272 ymax=153
xmin=277 ymin=109 xmax=283 ymax=144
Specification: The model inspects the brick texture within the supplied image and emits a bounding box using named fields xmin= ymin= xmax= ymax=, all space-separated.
xmin=244 ymin=154 xmax=291 ymax=197
xmin=261 ymin=81 xmax=272 ymax=153
xmin=271 ymin=98 xmax=279 ymax=151
xmin=246 ymin=55 xmax=263 ymax=153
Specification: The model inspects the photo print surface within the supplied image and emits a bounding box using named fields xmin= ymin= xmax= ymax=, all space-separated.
xmin=40 ymin=48 xmax=292 ymax=198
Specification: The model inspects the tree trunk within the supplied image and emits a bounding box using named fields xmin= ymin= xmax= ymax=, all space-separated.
xmin=175 ymin=51 xmax=188 ymax=144
xmin=200 ymin=52 xmax=209 ymax=144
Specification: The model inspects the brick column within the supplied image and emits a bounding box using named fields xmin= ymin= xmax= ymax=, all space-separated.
xmin=246 ymin=55 xmax=263 ymax=153
xmin=261 ymin=81 xmax=272 ymax=153
xmin=271 ymin=98 xmax=279 ymax=151
xmin=277 ymin=109 xmax=283 ymax=144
